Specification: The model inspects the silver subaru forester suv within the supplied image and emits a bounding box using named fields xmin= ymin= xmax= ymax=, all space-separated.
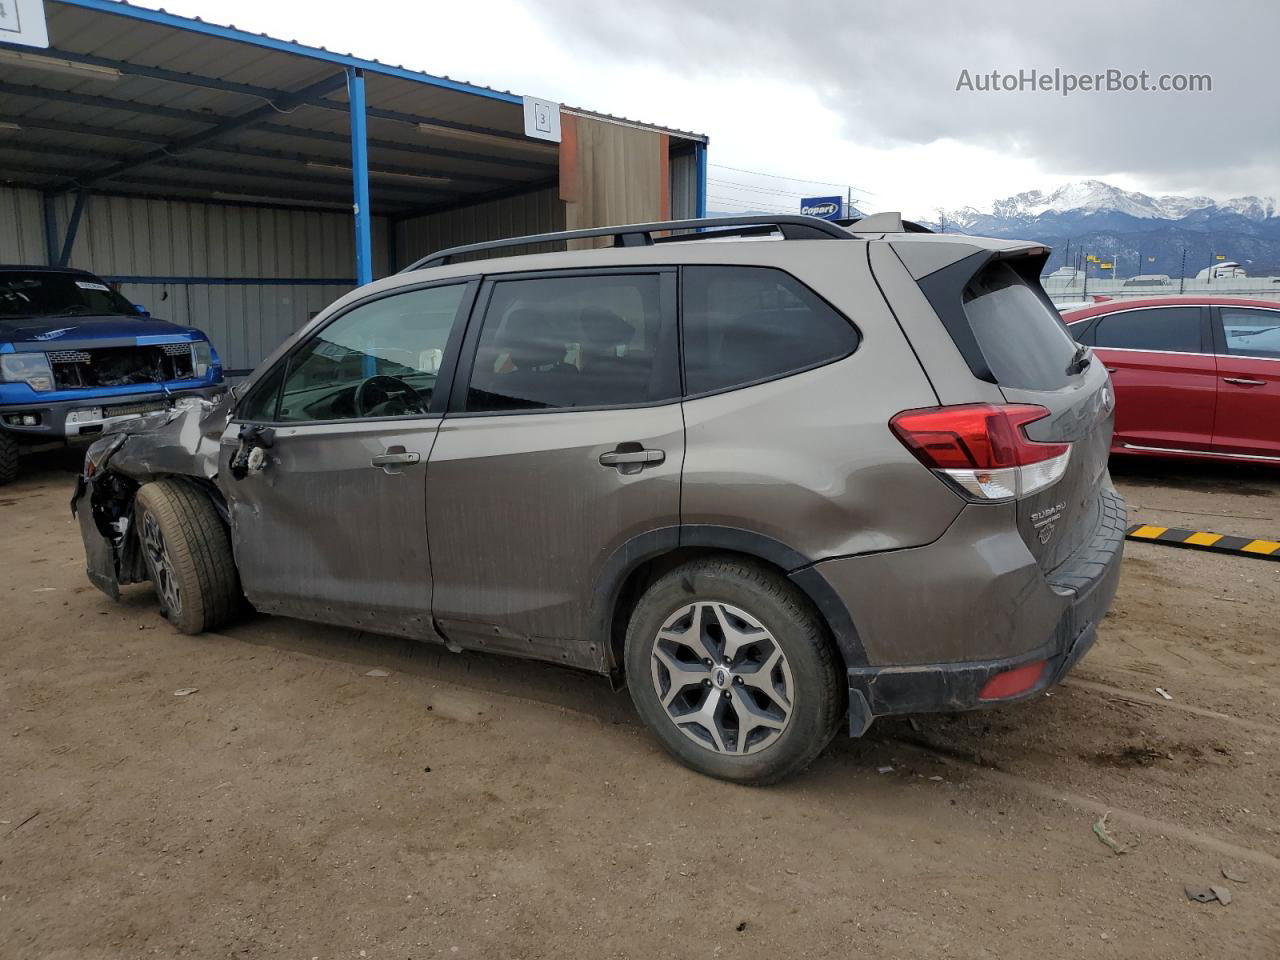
xmin=74 ymin=214 xmax=1124 ymax=784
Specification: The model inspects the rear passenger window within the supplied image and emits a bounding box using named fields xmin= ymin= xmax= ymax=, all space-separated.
xmin=1093 ymin=307 xmax=1202 ymax=353
xmin=682 ymin=266 xmax=858 ymax=396
xmin=466 ymin=274 xmax=675 ymax=412
xmin=1220 ymin=307 xmax=1280 ymax=359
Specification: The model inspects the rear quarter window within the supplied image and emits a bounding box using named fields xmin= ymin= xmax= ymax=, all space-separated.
xmin=681 ymin=265 xmax=859 ymax=396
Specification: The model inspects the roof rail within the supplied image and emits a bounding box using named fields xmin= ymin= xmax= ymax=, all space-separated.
xmin=401 ymin=214 xmax=853 ymax=271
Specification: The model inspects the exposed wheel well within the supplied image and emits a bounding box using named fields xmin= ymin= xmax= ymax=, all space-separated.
xmin=606 ymin=547 xmax=839 ymax=681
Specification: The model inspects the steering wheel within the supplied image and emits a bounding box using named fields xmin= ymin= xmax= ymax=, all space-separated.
xmin=353 ymin=374 xmax=424 ymax=417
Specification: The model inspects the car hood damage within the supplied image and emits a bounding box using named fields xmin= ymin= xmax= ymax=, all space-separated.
xmin=73 ymin=392 xmax=233 ymax=600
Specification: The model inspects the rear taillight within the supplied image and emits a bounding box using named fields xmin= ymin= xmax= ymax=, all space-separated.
xmin=889 ymin=403 xmax=1071 ymax=501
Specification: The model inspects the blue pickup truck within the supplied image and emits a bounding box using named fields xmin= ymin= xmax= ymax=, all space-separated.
xmin=0 ymin=265 xmax=225 ymax=485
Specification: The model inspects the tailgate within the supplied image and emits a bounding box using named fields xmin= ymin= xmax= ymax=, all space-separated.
xmin=1002 ymin=361 xmax=1115 ymax=571
xmin=916 ymin=249 xmax=1117 ymax=572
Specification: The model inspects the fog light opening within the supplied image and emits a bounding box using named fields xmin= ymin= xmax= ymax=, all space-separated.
xmin=978 ymin=660 xmax=1049 ymax=701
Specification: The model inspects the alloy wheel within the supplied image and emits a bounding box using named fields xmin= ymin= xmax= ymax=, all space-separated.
xmin=649 ymin=601 xmax=794 ymax=756
xmin=141 ymin=511 xmax=182 ymax=616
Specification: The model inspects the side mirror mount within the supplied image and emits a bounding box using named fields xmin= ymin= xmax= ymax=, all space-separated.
xmin=134 ymin=303 xmax=150 ymax=316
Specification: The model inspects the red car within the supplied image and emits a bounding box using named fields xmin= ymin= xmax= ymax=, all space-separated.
xmin=1062 ymin=296 xmax=1280 ymax=464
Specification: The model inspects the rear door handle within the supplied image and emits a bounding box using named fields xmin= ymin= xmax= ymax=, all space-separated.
xmin=599 ymin=445 xmax=665 ymax=475
xmin=372 ymin=448 xmax=421 ymax=474
xmin=1222 ymin=377 xmax=1265 ymax=387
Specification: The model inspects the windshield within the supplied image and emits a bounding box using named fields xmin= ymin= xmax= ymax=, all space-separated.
xmin=0 ymin=272 xmax=139 ymax=319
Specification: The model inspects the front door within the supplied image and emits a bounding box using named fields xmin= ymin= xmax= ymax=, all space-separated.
xmin=220 ymin=281 xmax=475 ymax=638
xmin=1212 ymin=304 xmax=1280 ymax=459
xmin=1087 ymin=304 xmax=1217 ymax=452
xmin=426 ymin=269 xmax=682 ymax=663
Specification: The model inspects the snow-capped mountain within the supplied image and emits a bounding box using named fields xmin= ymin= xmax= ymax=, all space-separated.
xmin=930 ymin=180 xmax=1280 ymax=277
xmin=946 ymin=180 xmax=1275 ymax=225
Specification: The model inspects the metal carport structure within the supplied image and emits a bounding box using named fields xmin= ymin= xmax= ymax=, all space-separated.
xmin=0 ymin=0 xmax=708 ymax=372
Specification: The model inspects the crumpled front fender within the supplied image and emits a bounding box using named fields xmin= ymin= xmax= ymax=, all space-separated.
xmin=72 ymin=392 xmax=234 ymax=600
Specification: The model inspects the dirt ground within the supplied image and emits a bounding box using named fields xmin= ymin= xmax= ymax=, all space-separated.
xmin=2 ymin=448 xmax=1278 ymax=960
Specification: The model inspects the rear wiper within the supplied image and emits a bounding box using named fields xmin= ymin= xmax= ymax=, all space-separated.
xmin=1067 ymin=342 xmax=1092 ymax=375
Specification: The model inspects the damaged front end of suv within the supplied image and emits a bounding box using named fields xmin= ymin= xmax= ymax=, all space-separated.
xmin=72 ymin=392 xmax=233 ymax=600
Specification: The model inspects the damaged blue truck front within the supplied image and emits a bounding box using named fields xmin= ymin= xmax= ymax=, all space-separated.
xmin=0 ymin=265 xmax=225 ymax=485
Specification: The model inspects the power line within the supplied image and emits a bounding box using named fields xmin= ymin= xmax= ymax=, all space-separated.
xmin=708 ymin=161 xmax=874 ymax=197
xmin=707 ymin=178 xmax=832 ymax=199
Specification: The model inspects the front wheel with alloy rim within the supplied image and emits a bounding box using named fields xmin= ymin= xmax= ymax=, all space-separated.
xmin=134 ymin=479 xmax=242 ymax=634
xmin=624 ymin=556 xmax=845 ymax=784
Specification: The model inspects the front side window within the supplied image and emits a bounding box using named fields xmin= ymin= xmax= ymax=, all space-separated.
xmin=260 ymin=284 xmax=466 ymax=423
xmin=681 ymin=266 xmax=858 ymax=396
xmin=466 ymin=274 xmax=673 ymax=412
xmin=1092 ymin=307 xmax=1202 ymax=354
xmin=1220 ymin=307 xmax=1280 ymax=359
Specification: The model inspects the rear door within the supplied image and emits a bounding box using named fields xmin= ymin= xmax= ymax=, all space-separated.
xmin=219 ymin=281 xmax=474 ymax=638
xmin=1211 ymin=305 xmax=1280 ymax=459
xmin=1075 ymin=305 xmax=1216 ymax=453
xmin=425 ymin=269 xmax=683 ymax=661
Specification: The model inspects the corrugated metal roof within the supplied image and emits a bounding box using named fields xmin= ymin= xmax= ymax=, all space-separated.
xmin=0 ymin=0 xmax=705 ymax=218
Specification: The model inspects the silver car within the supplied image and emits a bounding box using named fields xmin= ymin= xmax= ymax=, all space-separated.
xmin=73 ymin=214 xmax=1124 ymax=784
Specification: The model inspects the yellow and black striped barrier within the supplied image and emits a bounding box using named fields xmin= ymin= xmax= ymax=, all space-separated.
xmin=1126 ymin=524 xmax=1280 ymax=561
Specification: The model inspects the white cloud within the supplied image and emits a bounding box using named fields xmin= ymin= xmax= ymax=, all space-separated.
xmin=132 ymin=0 xmax=1274 ymax=218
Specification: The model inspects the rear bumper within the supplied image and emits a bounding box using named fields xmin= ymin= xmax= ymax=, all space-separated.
xmin=0 ymin=384 xmax=226 ymax=441
xmin=834 ymin=487 xmax=1126 ymax=735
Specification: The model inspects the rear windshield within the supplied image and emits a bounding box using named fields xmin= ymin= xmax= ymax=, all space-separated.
xmin=0 ymin=271 xmax=137 ymax=319
xmin=962 ymin=262 xmax=1079 ymax=390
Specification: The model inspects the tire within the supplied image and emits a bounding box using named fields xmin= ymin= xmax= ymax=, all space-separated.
xmin=624 ymin=556 xmax=845 ymax=784
xmin=134 ymin=479 xmax=241 ymax=634
xmin=0 ymin=432 xmax=19 ymax=486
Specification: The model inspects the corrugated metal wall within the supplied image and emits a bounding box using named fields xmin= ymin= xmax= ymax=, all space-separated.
xmin=0 ymin=186 xmax=49 ymax=264
xmin=0 ymin=185 xmax=392 ymax=373
xmin=394 ymin=187 xmax=565 ymax=267
xmin=670 ymin=150 xmax=699 ymax=220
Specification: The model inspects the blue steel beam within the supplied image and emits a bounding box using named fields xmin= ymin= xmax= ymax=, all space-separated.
xmin=55 ymin=0 xmax=525 ymax=105
xmin=0 ymin=80 xmax=213 ymax=124
xmin=7 ymin=142 xmax=453 ymax=201
xmin=0 ymin=42 xmax=538 ymax=145
xmin=41 ymin=192 xmax=58 ymax=265
xmin=53 ymin=72 xmax=352 ymax=194
xmin=347 ymin=68 xmax=374 ymax=287
xmin=59 ymin=190 xmax=88 ymax=266
xmin=694 ymin=142 xmax=709 ymax=218
xmin=0 ymin=88 xmax=555 ymax=173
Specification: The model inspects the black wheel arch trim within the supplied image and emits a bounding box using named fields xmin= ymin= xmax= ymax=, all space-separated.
xmin=590 ymin=523 xmax=869 ymax=671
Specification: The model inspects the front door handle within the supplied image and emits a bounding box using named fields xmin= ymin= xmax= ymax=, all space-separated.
xmin=372 ymin=448 xmax=421 ymax=475
xmin=1222 ymin=377 xmax=1266 ymax=387
xmin=599 ymin=444 xmax=665 ymax=475
xmin=1105 ymin=366 xmax=1117 ymax=374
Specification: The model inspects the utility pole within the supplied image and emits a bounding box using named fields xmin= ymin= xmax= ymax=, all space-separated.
xmin=1179 ymin=248 xmax=1187 ymax=294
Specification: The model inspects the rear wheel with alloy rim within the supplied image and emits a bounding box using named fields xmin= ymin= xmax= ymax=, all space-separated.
xmin=625 ymin=556 xmax=844 ymax=784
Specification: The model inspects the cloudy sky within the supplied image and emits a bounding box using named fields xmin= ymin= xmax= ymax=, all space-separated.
xmin=139 ymin=0 xmax=1276 ymax=219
